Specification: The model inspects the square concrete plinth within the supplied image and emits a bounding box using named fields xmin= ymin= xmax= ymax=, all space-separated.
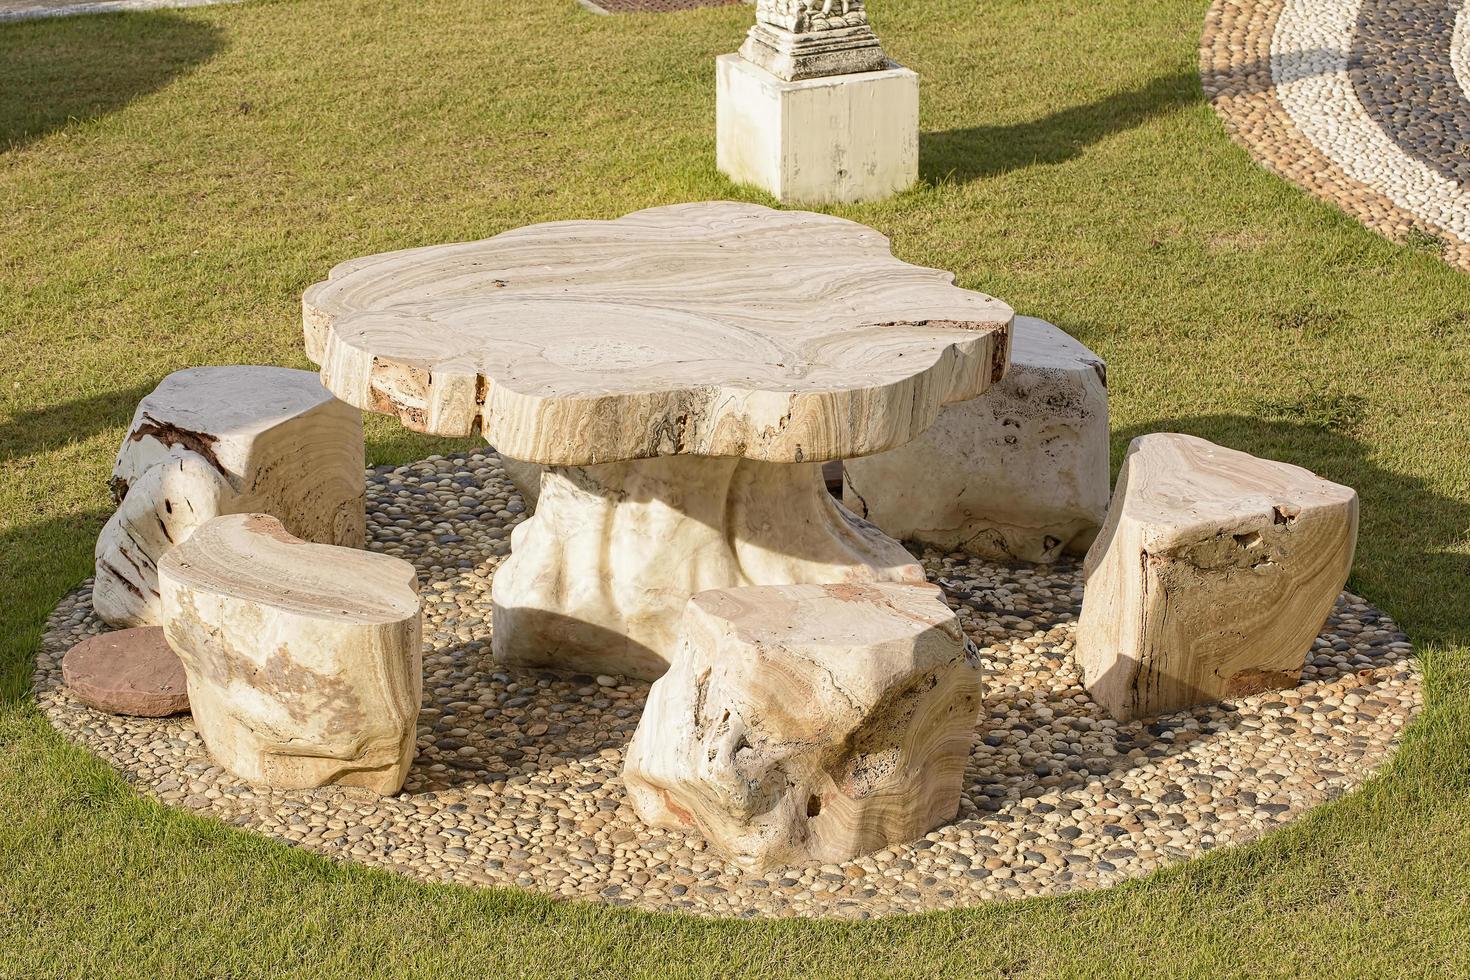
xmin=716 ymin=53 xmax=918 ymax=205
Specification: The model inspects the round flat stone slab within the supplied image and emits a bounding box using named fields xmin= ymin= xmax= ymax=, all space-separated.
xmin=61 ymin=627 xmax=189 ymax=717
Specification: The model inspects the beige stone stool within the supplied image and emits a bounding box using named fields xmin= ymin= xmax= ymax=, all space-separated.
xmin=624 ymin=581 xmax=983 ymax=869
xmin=160 ymin=514 xmax=421 ymax=794
xmin=94 ymin=366 xmax=364 ymax=628
xmin=1077 ymin=433 xmax=1357 ymax=722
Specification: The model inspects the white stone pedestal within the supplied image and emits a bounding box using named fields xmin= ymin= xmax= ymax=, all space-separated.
xmin=716 ymin=53 xmax=918 ymax=204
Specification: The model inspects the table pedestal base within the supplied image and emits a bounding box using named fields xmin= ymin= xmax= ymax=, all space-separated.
xmin=490 ymin=456 xmax=925 ymax=680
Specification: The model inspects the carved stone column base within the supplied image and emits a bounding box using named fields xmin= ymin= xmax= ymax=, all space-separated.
xmin=738 ymin=23 xmax=888 ymax=81
xmin=716 ymin=53 xmax=918 ymax=204
xmin=490 ymin=455 xmax=925 ymax=681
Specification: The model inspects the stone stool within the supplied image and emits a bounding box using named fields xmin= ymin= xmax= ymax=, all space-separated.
xmin=623 ymin=582 xmax=983 ymax=870
xmin=159 ymin=514 xmax=421 ymax=794
xmin=842 ymin=316 xmax=1109 ymax=563
xmin=1076 ymin=433 xmax=1358 ymax=722
xmin=94 ymin=366 xmax=365 ymax=628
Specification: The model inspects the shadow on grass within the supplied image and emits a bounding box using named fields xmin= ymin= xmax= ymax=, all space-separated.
xmin=920 ymin=68 xmax=1200 ymax=184
xmin=1 ymin=509 xmax=107 ymax=703
xmin=0 ymin=381 xmax=154 ymax=463
xmin=0 ymin=10 xmax=224 ymax=152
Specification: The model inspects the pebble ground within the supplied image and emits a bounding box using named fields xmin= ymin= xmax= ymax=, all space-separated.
xmin=35 ymin=451 xmax=1422 ymax=919
xmin=1202 ymin=0 xmax=1470 ymax=272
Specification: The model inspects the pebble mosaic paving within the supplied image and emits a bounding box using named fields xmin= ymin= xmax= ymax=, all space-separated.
xmin=1203 ymin=0 xmax=1470 ymax=271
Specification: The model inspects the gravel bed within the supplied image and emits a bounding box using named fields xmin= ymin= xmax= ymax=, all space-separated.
xmin=1201 ymin=0 xmax=1470 ymax=272
xmin=34 ymin=450 xmax=1422 ymax=919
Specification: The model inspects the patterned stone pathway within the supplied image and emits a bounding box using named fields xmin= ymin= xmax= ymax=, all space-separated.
xmin=578 ymin=0 xmax=741 ymax=13
xmin=35 ymin=451 xmax=1421 ymax=919
xmin=0 ymin=0 xmax=238 ymax=22
xmin=1203 ymin=0 xmax=1470 ymax=272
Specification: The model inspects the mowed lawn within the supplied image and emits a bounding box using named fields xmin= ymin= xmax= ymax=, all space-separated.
xmin=2 ymin=0 xmax=1468 ymax=976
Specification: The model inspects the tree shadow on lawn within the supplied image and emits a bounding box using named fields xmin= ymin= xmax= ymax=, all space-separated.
xmin=0 ymin=508 xmax=108 ymax=702
xmin=0 ymin=9 xmax=223 ymax=152
xmin=920 ymin=68 xmax=1201 ymax=184
xmin=0 ymin=381 xmax=156 ymax=464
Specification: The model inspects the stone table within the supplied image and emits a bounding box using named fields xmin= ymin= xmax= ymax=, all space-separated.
xmin=303 ymin=202 xmax=1013 ymax=679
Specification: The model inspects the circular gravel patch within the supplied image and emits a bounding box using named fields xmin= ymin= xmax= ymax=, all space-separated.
xmin=35 ymin=450 xmax=1422 ymax=919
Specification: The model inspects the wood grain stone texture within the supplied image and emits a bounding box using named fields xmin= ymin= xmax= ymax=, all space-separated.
xmin=304 ymin=202 xmax=1013 ymax=680
xmin=496 ymin=456 xmax=931 ymax=679
xmin=304 ymin=202 xmax=1012 ymax=464
xmin=94 ymin=367 xmax=365 ymax=629
xmin=624 ymin=582 xmax=984 ymax=869
xmin=159 ymin=514 xmax=422 ymax=793
xmin=1077 ymin=433 xmax=1358 ymax=722
xmin=61 ymin=626 xmax=189 ymax=717
xmin=842 ymin=316 xmax=1109 ymax=563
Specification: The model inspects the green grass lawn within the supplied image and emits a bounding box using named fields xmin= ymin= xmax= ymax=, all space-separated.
xmin=3 ymin=0 xmax=1469 ymax=975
